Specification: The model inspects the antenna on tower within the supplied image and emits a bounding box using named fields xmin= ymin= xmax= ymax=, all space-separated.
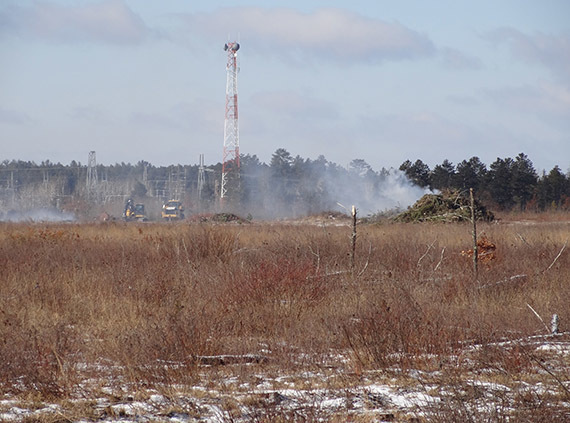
xmin=220 ymin=40 xmax=241 ymax=207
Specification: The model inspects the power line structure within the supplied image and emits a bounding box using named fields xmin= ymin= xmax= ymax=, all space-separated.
xmin=86 ymin=151 xmax=98 ymax=200
xmin=143 ymin=164 xmax=148 ymax=190
xmin=220 ymin=41 xmax=241 ymax=206
xmin=197 ymin=154 xmax=214 ymax=211
xmin=168 ymin=166 xmax=186 ymax=201
xmin=197 ymin=154 xmax=206 ymax=203
xmin=0 ymin=171 xmax=16 ymax=211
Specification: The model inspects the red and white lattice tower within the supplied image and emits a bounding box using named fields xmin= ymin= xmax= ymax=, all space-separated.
xmin=220 ymin=41 xmax=240 ymax=202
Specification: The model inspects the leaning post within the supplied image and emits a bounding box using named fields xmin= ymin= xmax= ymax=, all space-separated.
xmin=470 ymin=188 xmax=478 ymax=281
xmin=351 ymin=205 xmax=357 ymax=271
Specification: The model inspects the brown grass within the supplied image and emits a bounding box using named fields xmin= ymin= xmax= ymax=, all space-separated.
xmin=1 ymin=217 xmax=569 ymax=419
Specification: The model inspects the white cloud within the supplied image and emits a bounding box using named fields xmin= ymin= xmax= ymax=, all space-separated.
xmin=170 ymin=100 xmax=221 ymax=135
xmin=250 ymin=90 xmax=339 ymax=120
xmin=0 ymin=0 xmax=151 ymax=44
xmin=70 ymin=105 xmax=111 ymax=123
xmin=440 ymin=47 xmax=482 ymax=70
xmin=446 ymin=94 xmax=479 ymax=106
xmin=350 ymin=110 xmax=522 ymax=169
xmin=485 ymin=81 xmax=570 ymax=127
xmin=0 ymin=107 xmax=33 ymax=125
xmin=487 ymin=28 xmax=570 ymax=84
xmin=129 ymin=112 xmax=180 ymax=130
xmin=182 ymin=7 xmax=435 ymax=64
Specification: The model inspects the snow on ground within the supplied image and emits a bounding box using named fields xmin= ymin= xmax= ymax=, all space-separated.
xmin=1 ymin=334 xmax=570 ymax=421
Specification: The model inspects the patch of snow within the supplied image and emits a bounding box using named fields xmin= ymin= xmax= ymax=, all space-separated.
xmin=468 ymin=380 xmax=510 ymax=392
xmin=365 ymin=384 xmax=436 ymax=409
xmin=319 ymin=396 xmax=345 ymax=409
xmin=536 ymin=343 xmax=570 ymax=354
xmin=149 ymin=393 xmax=166 ymax=403
xmin=1 ymin=407 xmax=34 ymax=422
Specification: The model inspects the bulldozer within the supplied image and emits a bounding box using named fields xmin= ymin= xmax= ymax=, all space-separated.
xmin=161 ymin=200 xmax=185 ymax=221
xmin=123 ymin=198 xmax=147 ymax=221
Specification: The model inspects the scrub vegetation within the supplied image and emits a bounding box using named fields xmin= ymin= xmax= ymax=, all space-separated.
xmin=1 ymin=215 xmax=569 ymax=421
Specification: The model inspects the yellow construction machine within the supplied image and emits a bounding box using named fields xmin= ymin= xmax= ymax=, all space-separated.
xmin=123 ymin=198 xmax=147 ymax=221
xmin=161 ymin=200 xmax=185 ymax=221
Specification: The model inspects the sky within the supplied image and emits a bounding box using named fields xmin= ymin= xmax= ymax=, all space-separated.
xmin=1 ymin=0 xmax=569 ymax=173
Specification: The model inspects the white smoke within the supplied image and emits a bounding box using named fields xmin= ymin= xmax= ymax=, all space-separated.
xmin=1 ymin=208 xmax=75 ymax=222
xmin=326 ymin=169 xmax=432 ymax=217
xmin=240 ymin=158 xmax=432 ymax=219
xmin=366 ymin=170 xmax=432 ymax=213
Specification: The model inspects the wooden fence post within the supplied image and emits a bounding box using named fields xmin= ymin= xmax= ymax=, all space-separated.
xmin=470 ymin=188 xmax=478 ymax=281
xmin=351 ymin=205 xmax=357 ymax=270
xmin=551 ymin=314 xmax=559 ymax=334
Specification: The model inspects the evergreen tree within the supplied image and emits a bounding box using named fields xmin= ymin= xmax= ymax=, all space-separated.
xmin=536 ymin=166 xmax=569 ymax=209
xmin=399 ymin=159 xmax=431 ymax=188
xmin=270 ymin=148 xmax=293 ymax=176
xmin=269 ymin=148 xmax=296 ymax=213
xmin=511 ymin=153 xmax=538 ymax=210
xmin=430 ymin=159 xmax=455 ymax=190
xmin=487 ymin=157 xmax=515 ymax=209
xmin=349 ymin=159 xmax=372 ymax=176
xmin=455 ymin=157 xmax=486 ymax=191
xmin=239 ymin=154 xmax=266 ymax=209
xmin=303 ymin=156 xmax=330 ymax=212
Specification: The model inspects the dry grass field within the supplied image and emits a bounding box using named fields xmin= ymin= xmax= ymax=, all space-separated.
xmin=1 ymin=214 xmax=569 ymax=421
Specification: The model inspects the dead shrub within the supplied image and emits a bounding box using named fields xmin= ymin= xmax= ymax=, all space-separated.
xmin=0 ymin=217 xmax=568 ymax=411
xmin=472 ymin=343 xmax=534 ymax=374
xmin=344 ymin=291 xmax=461 ymax=369
xmin=180 ymin=225 xmax=239 ymax=262
xmin=0 ymin=317 xmax=78 ymax=398
xmin=214 ymin=257 xmax=327 ymax=340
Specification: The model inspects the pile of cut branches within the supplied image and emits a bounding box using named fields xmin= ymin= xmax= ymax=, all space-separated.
xmin=395 ymin=190 xmax=494 ymax=223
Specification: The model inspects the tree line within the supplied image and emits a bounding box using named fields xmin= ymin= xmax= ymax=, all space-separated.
xmin=1 ymin=151 xmax=569 ymax=216
xmin=399 ymin=153 xmax=570 ymax=211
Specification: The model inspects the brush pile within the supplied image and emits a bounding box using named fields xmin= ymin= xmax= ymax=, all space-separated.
xmin=395 ymin=190 xmax=494 ymax=223
xmin=188 ymin=213 xmax=250 ymax=223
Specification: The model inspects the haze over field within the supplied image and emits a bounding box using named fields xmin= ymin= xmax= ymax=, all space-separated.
xmin=1 ymin=0 xmax=569 ymax=173
xmin=0 ymin=207 xmax=75 ymax=222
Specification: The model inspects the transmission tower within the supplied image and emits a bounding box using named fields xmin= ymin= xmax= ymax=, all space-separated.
xmin=220 ymin=41 xmax=241 ymax=204
xmin=86 ymin=151 xmax=98 ymax=199
xmin=197 ymin=154 xmax=205 ymax=203
xmin=197 ymin=154 xmax=214 ymax=212
xmin=143 ymin=164 xmax=148 ymax=189
xmin=168 ymin=166 xmax=185 ymax=201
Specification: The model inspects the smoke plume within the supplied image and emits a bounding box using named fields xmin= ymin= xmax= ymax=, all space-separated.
xmin=1 ymin=208 xmax=75 ymax=222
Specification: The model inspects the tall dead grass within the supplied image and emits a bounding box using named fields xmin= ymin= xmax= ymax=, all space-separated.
xmin=0 ymin=218 xmax=568 ymax=401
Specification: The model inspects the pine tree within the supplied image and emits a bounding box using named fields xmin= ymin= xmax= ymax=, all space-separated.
xmin=537 ymin=166 xmax=569 ymax=209
xmin=487 ymin=157 xmax=515 ymax=209
xmin=430 ymin=159 xmax=455 ymax=190
xmin=454 ymin=157 xmax=487 ymax=191
xmin=511 ymin=153 xmax=538 ymax=210
xmin=399 ymin=159 xmax=431 ymax=188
